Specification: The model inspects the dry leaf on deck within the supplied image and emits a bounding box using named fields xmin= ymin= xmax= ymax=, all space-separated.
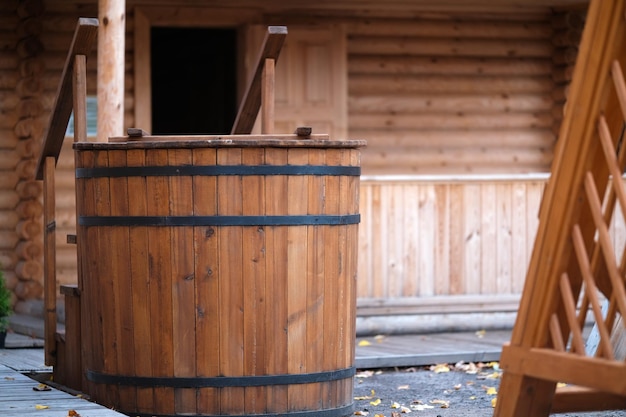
xmin=430 ymin=363 xmax=450 ymax=373
xmin=485 ymin=386 xmax=498 ymax=395
xmin=370 ymin=398 xmax=382 ymax=406
xmin=35 ymin=404 xmax=49 ymax=410
xmin=358 ymin=340 xmax=372 ymax=347
xmin=431 ymin=399 xmax=450 ymax=408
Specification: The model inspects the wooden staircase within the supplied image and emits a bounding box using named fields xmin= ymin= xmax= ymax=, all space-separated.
xmin=494 ymin=0 xmax=626 ymax=415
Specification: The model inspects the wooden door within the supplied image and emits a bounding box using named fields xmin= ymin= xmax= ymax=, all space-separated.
xmin=245 ymin=25 xmax=347 ymax=139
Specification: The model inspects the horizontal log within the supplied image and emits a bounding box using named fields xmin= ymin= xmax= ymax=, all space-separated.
xmin=16 ymin=138 xmax=40 ymax=159
xmin=3 ymin=271 xmax=18 ymax=291
xmin=16 ymin=219 xmax=42 ymax=240
xmin=16 ymin=16 xmax=43 ymax=38
xmin=346 ymin=19 xmax=552 ymax=39
xmin=349 ymin=94 xmax=553 ymax=114
xmin=17 ymin=97 xmax=45 ymax=118
xmin=0 ymin=72 xmax=20 ymax=89
xmin=19 ymin=57 xmax=46 ymax=77
xmin=17 ymin=0 xmax=45 ymax=19
xmin=15 ymin=259 xmax=43 ymax=281
xmin=350 ymin=112 xmax=553 ymax=130
xmin=0 ymin=91 xmax=19 ymax=111
xmin=16 ymin=36 xmax=44 ymax=58
xmin=0 ymin=230 xmax=20 ymax=249
xmin=0 ymin=150 xmax=20 ymax=171
xmin=0 ymin=210 xmax=19 ymax=228
xmin=552 ymin=47 xmax=579 ymax=66
xmin=349 ymin=74 xmax=554 ymax=95
xmin=351 ymin=129 xmax=556 ymax=149
xmin=361 ymin=146 xmax=553 ymax=171
xmin=552 ymin=29 xmax=582 ymax=48
xmin=14 ymin=116 xmax=45 ymax=139
xmin=0 ymin=190 xmax=19 ymax=210
xmin=348 ymin=36 xmax=554 ymax=58
xmin=552 ymin=64 xmax=575 ymax=84
xmin=14 ymin=279 xmax=44 ymax=299
xmin=15 ymin=199 xmax=43 ymax=219
xmin=56 ymin=248 xmax=78 ymax=269
xmin=348 ymin=55 xmax=553 ymax=76
xmin=16 ymin=76 xmax=44 ymax=96
xmin=0 ymin=251 xmax=18 ymax=270
xmin=0 ymin=171 xmax=20 ymax=189
xmin=16 ymin=158 xmax=37 ymax=179
xmin=551 ymin=11 xmax=585 ymax=31
xmin=15 ymin=180 xmax=42 ymax=199
xmin=16 ymin=239 xmax=43 ymax=260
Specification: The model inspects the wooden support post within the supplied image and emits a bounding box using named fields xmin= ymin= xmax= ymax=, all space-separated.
xmin=43 ymin=156 xmax=56 ymax=367
xmin=97 ymin=0 xmax=125 ymax=142
xmin=73 ymin=54 xmax=87 ymax=143
xmin=261 ymin=58 xmax=275 ymax=134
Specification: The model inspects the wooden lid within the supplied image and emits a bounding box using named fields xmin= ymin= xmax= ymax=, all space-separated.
xmin=73 ymin=134 xmax=366 ymax=150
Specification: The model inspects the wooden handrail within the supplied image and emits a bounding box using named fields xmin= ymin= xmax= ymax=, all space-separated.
xmin=36 ymin=17 xmax=98 ymax=367
xmin=231 ymin=26 xmax=287 ymax=134
xmin=35 ymin=17 xmax=98 ymax=180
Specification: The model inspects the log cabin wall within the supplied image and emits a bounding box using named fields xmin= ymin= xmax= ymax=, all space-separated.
xmin=0 ymin=0 xmax=593 ymax=332
xmin=0 ymin=0 xmax=48 ymax=313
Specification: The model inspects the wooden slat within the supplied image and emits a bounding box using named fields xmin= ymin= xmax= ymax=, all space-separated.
xmin=261 ymin=58 xmax=275 ymax=134
xmin=264 ymin=147 xmax=288 ymax=413
xmin=42 ymin=157 xmax=56 ymax=367
xmin=168 ymin=148 xmax=196 ymax=415
xmin=216 ymin=147 xmax=244 ymax=413
xmin=125 ymin=148 xmax=152 ymax=413
xmin=241 ymin=147 xmax=266 ymax=414
xmin=231 ymin=26 xmax=287 ymax=134
xmin=36 ymin=17 xmax=98 ymax=179
xmin=192 ymin=147 xmax=220 ymax=414
xmin=145 ymin=148 xmax=174 ymax=414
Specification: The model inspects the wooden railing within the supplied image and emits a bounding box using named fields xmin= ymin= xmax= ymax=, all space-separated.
xmin=36 ymin=18 xmax=98 ymax=367
xmin=231 ymin=26 xmax=287 ymax=135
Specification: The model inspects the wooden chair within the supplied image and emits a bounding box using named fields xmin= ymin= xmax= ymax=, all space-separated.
xmin=494 ymin=0 xmax=626 ymax=415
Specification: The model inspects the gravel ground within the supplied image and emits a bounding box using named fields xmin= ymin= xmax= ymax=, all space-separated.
xmin=352 ymin=363 xmax=626 ymax=417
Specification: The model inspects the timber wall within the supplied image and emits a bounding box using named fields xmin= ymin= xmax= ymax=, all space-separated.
xmin=0 ymin=1 xmax=593 ymax=328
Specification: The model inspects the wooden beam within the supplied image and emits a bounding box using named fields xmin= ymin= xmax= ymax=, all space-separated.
xmin=35 ymin=18 xmax=98 ymax=180
xmin=43 ymin=156 xmax=56 ymax=367
xmin=97 ymin=0 xmax=125 ymax=142
xmin=231 ymin=26 xmax=287 ymax=134
xmin=261 ymin=58 xmax=275 ymax=134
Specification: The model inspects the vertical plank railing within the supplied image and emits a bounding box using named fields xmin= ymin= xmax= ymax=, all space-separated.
xmin=36 ymin=17 xmax=98 ymax=367
xmin=494 ymin=0 xmax=626 ymax=415
xmin=231 ymin=26 xmax=287 ymax=135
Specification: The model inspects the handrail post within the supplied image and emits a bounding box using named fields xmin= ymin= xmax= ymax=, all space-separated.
xmin=231 ymin=26 xmax=287 ymax=134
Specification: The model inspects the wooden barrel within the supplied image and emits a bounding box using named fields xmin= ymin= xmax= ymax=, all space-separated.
xmin=73 ymin=136 xmax=365 ymax=417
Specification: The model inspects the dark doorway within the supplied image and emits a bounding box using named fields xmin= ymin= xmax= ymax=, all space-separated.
xmin=151 ymin=27 xmax=237 ymax=135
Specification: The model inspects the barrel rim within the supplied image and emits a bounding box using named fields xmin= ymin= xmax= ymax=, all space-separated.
xmin=73 ymin=138 xmax=366 ymax=150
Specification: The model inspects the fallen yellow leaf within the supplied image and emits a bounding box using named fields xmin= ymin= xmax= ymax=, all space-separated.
xmin=431 ymin=399 xmax=450 ymax=408
xmin=491 ymin=397 xmax=498 ymax=408
xmin=370 ymin=398 xmax=382 ymax=406
xmin=485 ymin=386 xmax=498 ymax=395
xmin=557 ymin=382 xmax=567 ymax=388
xmin=35 ymin=405 xmax=49 ymax=410
xmin=358 ymin=340 xmax=372 ymax=347
xmin=430 ymin=363 xmax=450 ymax=373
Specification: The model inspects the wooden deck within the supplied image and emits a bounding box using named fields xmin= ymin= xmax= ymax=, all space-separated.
xmin=354 ymin=328 xmax=510 ymax=368
xmin=0 ymin=324 xmax=510 ymax=417
xmin=0 ymin=364 xmax=126 ymax=417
